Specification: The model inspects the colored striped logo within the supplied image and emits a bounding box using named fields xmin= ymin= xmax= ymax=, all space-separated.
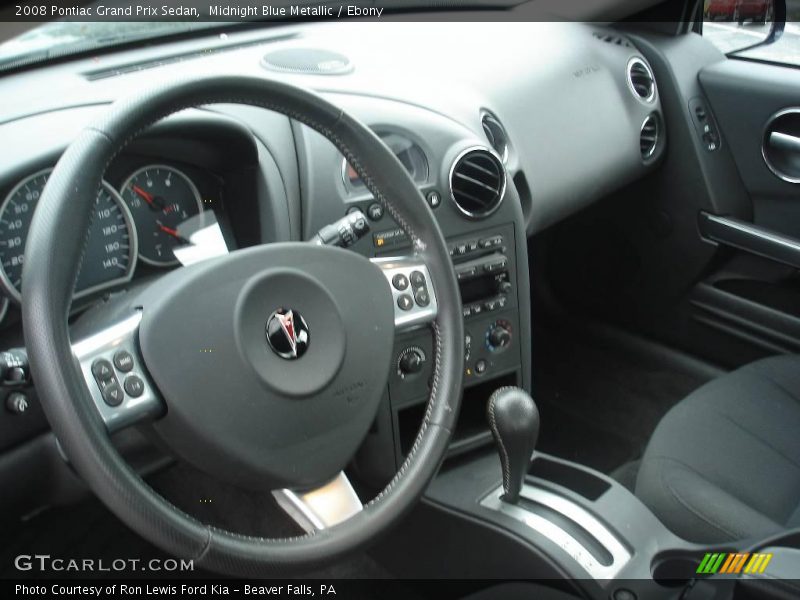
xmin=696 ymin=552 xmax=773 ymax=575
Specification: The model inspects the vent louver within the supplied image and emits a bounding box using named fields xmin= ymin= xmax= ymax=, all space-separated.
xmin=640 ymin=114 xmax=660 ymax=160
xmin=449 ymin=148 xmax=506 ymax=218
xmin=627 ymin=58 xmax=656 ymax=102
xmin=481 ymin=112 xmax=509 ymax=163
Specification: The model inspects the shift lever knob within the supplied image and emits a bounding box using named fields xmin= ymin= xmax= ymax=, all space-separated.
xmin=487 ymin=387 xmax=540 ymax=504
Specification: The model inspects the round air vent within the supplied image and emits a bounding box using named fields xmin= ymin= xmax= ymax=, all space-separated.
xmin=262 ymin=48 xmax=353 ymax=75
xmin=627 ymin=58 xmax=655 ymax=102
xmin=481 ymin=112 xmax=509 ymax=163
xmin=640 ymin=114 xmax=660 ymax=160
xmin=449 ymin=148 xmax=506 ymax=218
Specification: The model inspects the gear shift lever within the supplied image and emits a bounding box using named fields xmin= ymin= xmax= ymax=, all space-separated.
xmin=487 ymin=387 xmax=540 ymax=504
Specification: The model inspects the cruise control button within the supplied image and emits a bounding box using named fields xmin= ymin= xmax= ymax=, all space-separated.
xmin=397 ymin=294 xmax=414 ymax=311
xmin=91 ymin=359 xmax=114 ymax=381
xmin=123 ymin=375 xmax=145 ymax=398
xmin=101 ymin=381 xmax=124 ymax=407
xmin=392 ymin=273 xmax=409 ymax=290
xmin=410 ymin=270 xmax=426 ymax=287
xmin=113 ymin=350 xmax=134 ymax=373
xmin=414 ymin=287 xmax=430 ymax=307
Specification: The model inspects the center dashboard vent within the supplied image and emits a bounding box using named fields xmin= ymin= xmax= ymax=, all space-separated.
xmin=627 ymin=58 xmax=656 ymax=102
xmin=640 ymin=114 xmax=660 ymax=160
xmin=449 ymin=148 xmax=506 ymax=218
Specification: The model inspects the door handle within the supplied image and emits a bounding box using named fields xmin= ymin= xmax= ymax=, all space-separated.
xmin=763 ymin=108 xmax=800 ymax=183
xmin=769 ymin=131 xmax=800 ymax=155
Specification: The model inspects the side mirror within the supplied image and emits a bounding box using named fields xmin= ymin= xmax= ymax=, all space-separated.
xmin=702 ymin=0 xmax=783 ymax=54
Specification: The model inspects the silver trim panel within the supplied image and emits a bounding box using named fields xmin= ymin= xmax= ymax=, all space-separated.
xmin=72 ymin=311 xmax=163 ymax=431
xmin=371 ymin=256 xmax=438 ymax=330
xmin=481 ymin=483 xmax=632 ymax=579
xmin=272 ymin=472 xmax=362 ymax=533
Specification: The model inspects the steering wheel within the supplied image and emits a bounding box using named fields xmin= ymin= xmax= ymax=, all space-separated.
xmin=21 ymin=76 xmax=464 ymax=576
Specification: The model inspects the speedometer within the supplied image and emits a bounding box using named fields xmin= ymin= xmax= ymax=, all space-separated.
xmin=0 ymin=169 xmax=137 ymax=302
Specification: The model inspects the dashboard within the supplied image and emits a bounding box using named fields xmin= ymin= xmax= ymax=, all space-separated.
xmin=0 ymin=21 xmax=666 ymax=511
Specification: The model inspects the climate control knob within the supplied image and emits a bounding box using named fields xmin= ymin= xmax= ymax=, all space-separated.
xmin=486 ymin=321 xmax=512 ymax=352
xmin=398 ymin=346 xmax=426 ymax=378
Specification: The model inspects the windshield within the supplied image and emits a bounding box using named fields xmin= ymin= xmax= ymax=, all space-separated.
xmin=0 ymin=22 xmax=226 ymax=68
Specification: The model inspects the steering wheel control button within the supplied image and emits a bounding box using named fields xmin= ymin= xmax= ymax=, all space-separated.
xmin=6 ymin=391 xmax=28 ymax=415
xmin=409 ymin=271 xmax=426 ymax=287
xmin=91 ymin=359 xmax=114 ymax=382
xmin=397 ymin=294 xmax=414 ymax=311
xmin=414 ymin=287 xmax=430 ymax=307
xmin=367 ymin=203 xmax=384 ymax=221
xmin=392 ymin=273 xmax=409 ymax=291
xmin=266 ymin=308 xmax=310 ymax=360
xmin=426 ymin=190 xmax=442 ymax=209
xmin=113 ymin=350 xmax=134 ymax=372
xmin=123 ymin=375 xmax=145 ymax=398
xmin=101 ymin=380 xmax=124 ymax=407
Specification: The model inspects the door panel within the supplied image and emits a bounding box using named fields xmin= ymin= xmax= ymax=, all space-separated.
xmin=700 ymin=60 xmax=800 ymax=238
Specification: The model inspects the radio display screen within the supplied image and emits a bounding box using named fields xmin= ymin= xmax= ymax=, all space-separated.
xmin=459 ymin=274 xmax=500 ymax=304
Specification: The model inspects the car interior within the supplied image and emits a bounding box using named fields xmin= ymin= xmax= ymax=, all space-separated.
xmin=1 ymin=0 xmax=800 ymax=598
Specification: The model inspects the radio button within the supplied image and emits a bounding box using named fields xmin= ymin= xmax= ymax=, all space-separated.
xmin=480 ymin=235 xmax=503 ymax=249
xmin=457 ymin=267 xmax=477 ymax=280
xmin=484 ymin=260 xmax=507 ymax=273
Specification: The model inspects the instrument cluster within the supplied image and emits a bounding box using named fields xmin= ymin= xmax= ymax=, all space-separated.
xmin=0 ymin=161 xmax=217 ymax=317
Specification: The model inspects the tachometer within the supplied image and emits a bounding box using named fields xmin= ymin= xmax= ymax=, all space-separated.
xmin=120 ymin=165 xmax=203 ymax=266
xmin=0 ymin=169 xmax=137 ymax=302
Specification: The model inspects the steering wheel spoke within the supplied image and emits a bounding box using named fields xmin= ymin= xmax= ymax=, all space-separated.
xmin=272 ymin=472 xmax=363 ymax=533
xmin=371 ymin=256 xmax=438 ymax=331
xmin=71 ymin=311 xmax=164 ymax=431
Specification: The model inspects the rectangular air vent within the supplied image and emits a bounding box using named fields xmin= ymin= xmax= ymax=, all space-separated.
xmin=592 ymin=31 xmax=632 ymax=48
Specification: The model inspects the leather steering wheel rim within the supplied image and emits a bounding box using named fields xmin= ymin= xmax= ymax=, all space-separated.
xmin=21 ymin=75 xmax=464 ymax=575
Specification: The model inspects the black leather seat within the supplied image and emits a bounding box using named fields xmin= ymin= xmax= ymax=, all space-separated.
xmin=636 ymin=355 xmax=800 ymax=543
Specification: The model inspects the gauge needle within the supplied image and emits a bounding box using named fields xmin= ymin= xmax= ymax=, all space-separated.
xmin=132 ymin=185 xmax=156 ymax=207
xmin=156 ymin=221 xmax=189 ymax=244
